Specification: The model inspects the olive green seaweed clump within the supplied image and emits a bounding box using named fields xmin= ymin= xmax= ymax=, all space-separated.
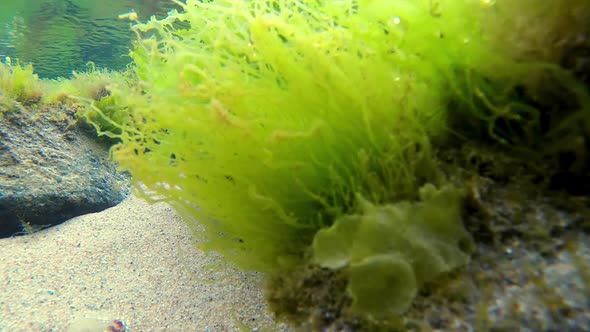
xmin=107 ymin=0 xmax=487 ymax=270
xmin=313 ymin=184 xmax=474 ymax=317
xmin=447 ymin=0 xmax=590 ymax=177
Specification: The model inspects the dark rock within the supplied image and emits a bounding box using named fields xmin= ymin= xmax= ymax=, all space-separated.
xmin=0 ymin=100 xmax=130 ymax=238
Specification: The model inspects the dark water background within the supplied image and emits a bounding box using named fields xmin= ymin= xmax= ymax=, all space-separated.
xmin=0 ymin=0 xmax=180 ymax=78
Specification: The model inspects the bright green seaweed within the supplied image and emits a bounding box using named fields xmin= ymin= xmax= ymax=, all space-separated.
xmin=107 ymin=0 xmax=486 ymax=272
xmin=94 ymin=0 xmax=590 ymax=322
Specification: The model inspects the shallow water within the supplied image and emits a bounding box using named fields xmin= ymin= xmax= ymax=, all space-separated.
xmin=0 ymin=0 xmax=179 ymax=78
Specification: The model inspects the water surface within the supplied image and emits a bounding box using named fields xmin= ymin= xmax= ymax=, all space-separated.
xmin=0 ymin=0 xmax=179 ymax=78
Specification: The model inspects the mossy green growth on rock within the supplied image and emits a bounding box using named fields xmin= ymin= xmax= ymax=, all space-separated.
xmin=313 ymin=184 xmax=474 ymax=317
xmin=104 ymin=0 xmax=492 ymax=272
xmin=0 ymin=59 xmax=42 ymax=107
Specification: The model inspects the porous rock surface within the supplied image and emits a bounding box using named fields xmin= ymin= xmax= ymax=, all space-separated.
xmin=0 ymin=101 xmax=129 ymax=238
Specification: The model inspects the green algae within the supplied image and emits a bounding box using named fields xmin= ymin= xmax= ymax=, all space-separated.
xmin=107 ymin=0 xmax=483 ymax=273
xmin=312 ymin=184 xmax=474 ymax=317
xmin=79 ymin=0 xmax=590 ymax=327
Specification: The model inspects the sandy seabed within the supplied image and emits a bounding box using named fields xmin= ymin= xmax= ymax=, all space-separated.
xmin=0 ymin=196 xmax=286 ymax=332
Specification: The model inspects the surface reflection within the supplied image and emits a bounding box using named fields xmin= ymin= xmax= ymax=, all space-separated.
xmin=0 ymin=0 xmax=180 ymax=78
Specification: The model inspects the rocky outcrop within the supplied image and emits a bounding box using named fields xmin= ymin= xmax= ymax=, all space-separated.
xmin=0 ymin=100 xmax=129 ymax=238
